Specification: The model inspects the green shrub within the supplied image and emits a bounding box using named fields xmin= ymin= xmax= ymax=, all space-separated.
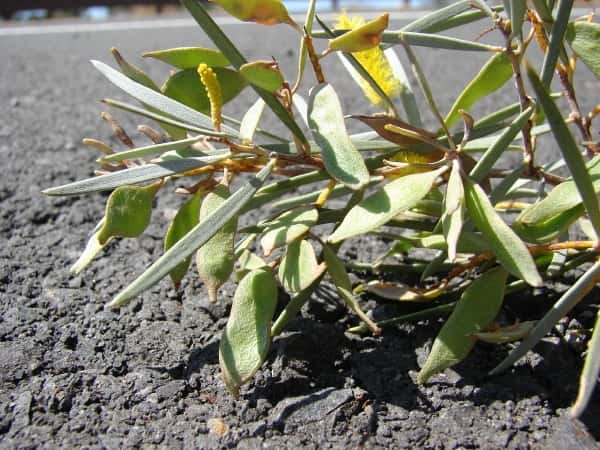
xmin=45 ymin=0 xmax=600 ymax=413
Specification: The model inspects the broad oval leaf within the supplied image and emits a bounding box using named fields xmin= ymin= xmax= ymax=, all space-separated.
xmin=235 ymin=250 xmax=267 ymax=281
xmin=464 ymin=177 xmax=543 ymax=287
xmin=308 ymin=83 xmax=370 ymax=190
xmin=278 ymin=239 xmax=321 ymax=293
xmin=565 ymin=21 xmax=600 ymax=79
xmin=240 ymin=61 xmax=284 ymax=92
xmin=164 ymin=190 xmax=203 ymax=288
xmin=162 ymin=68 xmax=246 ymax=113
xmin=328 ymin=167 xmax=447 ymax=244
xmin=143 ymin=47 xmax=230 ymax=69
xmin=107 ymin=161 xmax=275 ymax=308
xmin=445 ymin=52 xmax=513 ymax=128
xmin=418 ymin=266 xmax=508 ymax=383
xmin=211 ymin=0 xmax=294 ymax=25
xmin=196 ymin=184 xmax=238 ymax=302
xmin=260 ymin=206 xmax=319 ymax=256
xmin=329 ymin=13 xmax=389 ymax=52
xmin=97 ymin=182 xmax=161 ymax=245
xmin=219 ymin=268 xmax=278 ymax=398
xmin=442 ymin=160 xmax=465 ymax=262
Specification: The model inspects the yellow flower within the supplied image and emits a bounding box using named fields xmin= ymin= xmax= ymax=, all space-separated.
xmin=335 ymin=12 xmax=401 ymax=106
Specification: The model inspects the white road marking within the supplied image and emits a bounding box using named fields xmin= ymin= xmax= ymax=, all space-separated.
xmin=0 ymin=11 xmax=427 ymax=36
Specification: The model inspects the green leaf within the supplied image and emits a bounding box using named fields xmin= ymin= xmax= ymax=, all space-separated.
xmin=101 ymin=136 xmax=207 ymax=163
xmin=181 ymin=0 xmax=308 ymax=145
xmin=509 ymin=0 xmax=527 ymax=39
xmin=445 ymin=52 xmax=513 ymax=128
xmin=236 ymin=250 xmax=267 ymax=281
xmin=442 ymin=160 xmax=465 ymax=262
xmin=260 ymin=206 xmax=319 ymax=256
xmin=211 ymin=0 xmax=294 ymax=25
xmin=164 ymin=190 xmax=203 ymax=287
xmin=528 ymin=62 xmax=600 ymax=238
xmin=240 ymin=61 xmax=284 ymax=92
xmin=469 ymin=106 xmax=534 ymax=182
xmin=400 ymin=0 xmax=472 ymax=32
xmin=514 ymin=204 xmax=584 ymax=244
xmin=111 ymin=47 xmax=159 ymax=91
xmin=240 ymin=98 xmax=266 ymax=144
xmin=219 ymin=268 xmax=278 ymax=398
xmin=418 ymin=266 xmax=508 ymax=383
xmin=541 ymin=0 xmax=573 ymax=85
xmin=384 ymin=48 xmax=422 ymax=127
xmin=91 ymin=60 xmax=239 ymax=136
xmin=107 ymin=160 xmax=275 ymax=308
xmin=70 ymin=220 xmax=111 ymax=275
xmin=143 ymin=47 xmax=230 ymax=69
xmin=278 ymin=239 xmax=321 ymax=293
xmin=308 ymin=83 xmax=370 ymax=190
xmin=571 ymin=309 xmax=600 ymax=418
xmin=294 ymin=0 xmax=317 ymax=92
xmin=464 ymin=177 xmax=543 ymax=287
xmin=97 ymin=182 xmax=160 ymax=245
xmin=328 ymin=167 xmax=447 ymax=244
xmin=322 ymin=243 xmax=352 ymax=291
xmin=43 ymin=152 xmax=230 ymax=196
xmin=491 ymin=261 xmax=600 ymax=377
xmin=162 ymin=67 xmax=246 ymax=113
xmin=196 ymin=184 xmax=237 ymax=302
xmin=382 ymin=31 xmax=500 ymax=52
xmin=565 ymin=21 xmax=600 ymax=80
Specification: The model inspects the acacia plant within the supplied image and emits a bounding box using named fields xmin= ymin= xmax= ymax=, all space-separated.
xmin=45 ymin=0 xmax=600 ymax=412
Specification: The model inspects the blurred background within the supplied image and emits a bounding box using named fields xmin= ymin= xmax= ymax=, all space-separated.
xmin=2 ymin=0 xmax=455 ymax=21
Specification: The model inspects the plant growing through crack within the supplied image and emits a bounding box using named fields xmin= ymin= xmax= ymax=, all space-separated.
xmin=45 ymin=0 xmax=600 ymax=413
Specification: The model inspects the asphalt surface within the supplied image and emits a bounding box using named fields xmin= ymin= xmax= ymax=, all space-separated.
xmin=1 ymin=10 xmax=600 ymax=449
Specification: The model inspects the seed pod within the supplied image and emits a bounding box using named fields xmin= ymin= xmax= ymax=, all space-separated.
xmin=219 ymin=268 xmax=278 ymax=397
xmin=196 ymin=184 xmax=237 ymax=302
xmin=329 ymin=13 xmax=389 ymax=53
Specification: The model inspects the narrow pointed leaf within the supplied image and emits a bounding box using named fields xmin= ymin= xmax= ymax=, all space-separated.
xmin=220 ymin=268 xmax=278 ymax=398
xmin=322 ymin=243 xmax=352 ymax=291
xmin=509 ymin=0 xmax=527 ymax=39
xmin=384 ymin=48 xmax=422 ymax=127
xmin=101 ymin=136 xmax=206 ymax=163
xmin=164 ymin=190 xmax=203 ymax=287
xmin=43 ymin=152 xmax=230 ymax=196
xmin=98 ymin=182 xmax=161 ymax=245
xmin=91 ymin=60 xmax=239 ymax=136
xmin=162 ymin=67 xmax=246 ymax=113
xmin=196 ymin=184 xmax=237 ymax=303
xmin=491 ymin=261 xmax=600 ymax=376
xmin=571 ymin=309 xmax=600 ymax=418
xmin=541 ymin=0 xmax=573 ymax=85
xmin=108 ymin=161 xmax=275 ymax=308
xmin=470 ymin=106 xmax=534 ymax=182
xmin=71 ymin=221 xmax=111 ymax=274
xmin=260 ymin=206 xmax=319 ymax=256
xmin=181 ymin=0 xmax=308 ymax=145
xmin=400 ymin=0 xmax=472 ymax=32
xmin=528 ymin=62 xmax=600 ymax=238
xmin=278 ymin=239 xmax=321 ymax=293
xmin=565 ymin=21 xmax=600 ymax=80
xmin=328 ymin=167 xmax=447 ymax=244
xmin=464 ymin=177 xmax=543 ymax=287
xmin=308 ymin=83 xmax=370 ymax=190
xmin=382 ymin=31 xmax=499 ymax=52
xmin=418 ymin=267 xmax=508 ymax=383
xmin=445 ymin=52 xmax=513 ymax=127
xmin=143 ymin=47 xmax=230 ymax=69
xmin=112 ymin=47 xmax=159 ymax=90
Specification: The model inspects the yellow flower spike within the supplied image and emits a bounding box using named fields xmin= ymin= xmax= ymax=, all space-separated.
xmin=197 ymin=63 xmax=223 ymax=132
xmin=333 ymin=13 xmax=400 ymax=106
xmin=209 ymin=0 xmax=295 ymax=26
xmin=329 ymin=13 xmax=389 ymax=53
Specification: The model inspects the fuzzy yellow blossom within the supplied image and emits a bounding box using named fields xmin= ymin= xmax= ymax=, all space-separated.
xmin=335 ymin=12 xmax=401 ymax=106
xmin=198 ymin=63 xmax=223 ymax=131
